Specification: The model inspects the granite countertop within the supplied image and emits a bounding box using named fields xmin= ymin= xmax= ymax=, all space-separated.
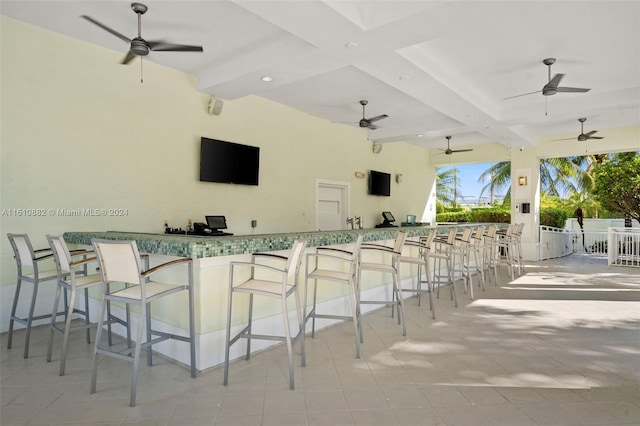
xmin=64 ymin=226 xmax=447 ymax=258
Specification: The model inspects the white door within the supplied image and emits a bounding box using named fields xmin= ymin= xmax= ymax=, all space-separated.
xmin=316 ymin=180 xmax=350 ymax=231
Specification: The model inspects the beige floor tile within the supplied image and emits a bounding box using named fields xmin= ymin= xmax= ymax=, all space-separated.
xmin=1 ymin=254 xmax=638 ymax=426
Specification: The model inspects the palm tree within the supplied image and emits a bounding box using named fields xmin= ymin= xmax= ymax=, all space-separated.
xmin=479 ymin=155 xmax=599 ymax=201
xmin=478 ymin=162 xmax=511 ymax=203
xmin=436 ymin=166 xmax=460 ymax=207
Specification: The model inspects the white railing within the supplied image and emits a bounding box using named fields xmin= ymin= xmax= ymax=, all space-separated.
xmin=539 ymin=225 xmax=573 ymax=260
xmin=571 ymin=230 xmax=609 ymax=255
xmin=608 ymin=228 xmax=640 ymax=267
xmin=540 ymin=221 xmax=640 ymax=266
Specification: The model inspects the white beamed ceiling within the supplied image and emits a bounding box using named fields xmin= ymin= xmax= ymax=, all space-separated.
xmin=2 ymin=0 xmax=639 ymax=151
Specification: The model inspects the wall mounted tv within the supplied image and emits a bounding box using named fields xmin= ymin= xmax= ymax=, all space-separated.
xmin=369 ymin=170 xmax=391 ymax=196
xmin=199 ymin=137 xmax=260 ymax=185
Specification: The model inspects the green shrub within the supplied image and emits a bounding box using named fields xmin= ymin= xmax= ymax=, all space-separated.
xmin=469 ymin=207 xmax=510 ymax=223
xmin=444 ymin=206 xmax=465 ymax=213
xmin=540 ymin=207 xmax=568 ymax=228
xmin=436 ymin=211 xmax=470 ymax=223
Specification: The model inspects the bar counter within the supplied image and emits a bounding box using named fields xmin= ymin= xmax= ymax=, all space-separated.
xmin=64 ymin=225 xmax=437 ymax=259
xmin=63 ymin=225 xmax=450 ymax=371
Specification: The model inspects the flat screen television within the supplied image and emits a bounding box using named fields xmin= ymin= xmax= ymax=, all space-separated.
xmin=369 ymin=170 xmax=391 ymax=196
xmin=200 ymin=137 xmax=260 ymax=185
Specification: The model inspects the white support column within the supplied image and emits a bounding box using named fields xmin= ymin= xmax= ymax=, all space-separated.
xmin=510 ymin=149 xmax=541 ymax=261
xmin=421 ymin=165 xmax=438 ymax=225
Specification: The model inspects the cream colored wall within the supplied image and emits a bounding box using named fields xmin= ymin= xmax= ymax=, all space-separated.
xmin=0 ymin=17 xmax=433 ymax=316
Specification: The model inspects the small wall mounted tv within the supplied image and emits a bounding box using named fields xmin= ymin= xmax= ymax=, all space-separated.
xmin=369 ymin=170 xmax=391 ymax=196
xmin=200 ymin=137 xmax=260 ymax=185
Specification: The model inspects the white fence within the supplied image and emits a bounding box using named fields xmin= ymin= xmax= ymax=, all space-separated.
xmin=571 ymin=230 xmax=609 ymax=255
xmin=608 ymin=228 xmax=640 ymax=267
xmin=540 ymin=224 xmax=640 ymax=267
xmin=539 ymin=226 xmax=573 ymax=260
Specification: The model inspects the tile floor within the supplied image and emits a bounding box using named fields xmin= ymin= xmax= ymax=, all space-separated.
xmin=1 ymin=254 xmax=639 ymax=425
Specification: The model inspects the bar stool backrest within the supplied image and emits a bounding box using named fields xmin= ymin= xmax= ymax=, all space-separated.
xmin=460 ymin=227 xmax=473 ymax=242
xmin=393 ymin=232 xmax=407 ymax=254
xmin=446 ymin=227 xmax=457 ymax=245
xmin=420 ymin=228 xmax=437 ymax=250
xmin=473 ymin=225 xmax=485 ymax=240
xmin=286 ymin=240 xmax=308 ymax=283
xmin=47 ymin=236 xmax=73 ymax=275
xmin=92 ymin=239 xmax=144 ymax=286
xmin=351 ymin=234 xmax=365 ymax=259
xmin=8 ymin=234 xmax=36 ymax=269
xmin=485 ymin=224 xmax=497 ymax=239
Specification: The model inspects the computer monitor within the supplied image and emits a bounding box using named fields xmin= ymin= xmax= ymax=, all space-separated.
xmin=205 ymin=215 xmax=227 ymax=231
xmin=382 ymin=211 xmax=395 ymax=224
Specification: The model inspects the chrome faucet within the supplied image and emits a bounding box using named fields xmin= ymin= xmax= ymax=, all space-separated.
xmin=354 ymin=216 xmax=362 ymax=229
xmin=346 ymin=217 xmax=354 ymax=230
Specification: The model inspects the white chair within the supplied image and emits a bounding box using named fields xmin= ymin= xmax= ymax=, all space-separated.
xmin=468 ymin=225 xmax=487 ymax=294
xmin=305 ymin=235 xmax=364 ymax=358
xmin=224 ymin=240 xmax=307 ymax=390
xmin=431 ymin=227 xmax=459 ymax=307
xmin=357 ymin=232 xmax=407 ymax=337
xmin=451 ymin=227 xmax=476 ymax=299
xmin=496 ymin=224 xmax=517 ymax=280
xmin=397 ymin=229 xmax=437 ymax=319
xmin=482 ymin=225 xmax=500 ymax=284
xmin=90 ymin=239 xmax=196 ymax=407
xmin=46 ymin=235 xmax=102 ymax=376
xmin=513 ymin=222 xmax=525 ymax=275
xmin=6 ymin=233 xmax=66 ymax=358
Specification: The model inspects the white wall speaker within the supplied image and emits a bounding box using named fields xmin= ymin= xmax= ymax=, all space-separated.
xmin=208 ymin=96 xmax=224 ymax=115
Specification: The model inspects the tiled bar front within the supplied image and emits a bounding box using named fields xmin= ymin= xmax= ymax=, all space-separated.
xmin=64 ymin=226 xmax=452 ymax=370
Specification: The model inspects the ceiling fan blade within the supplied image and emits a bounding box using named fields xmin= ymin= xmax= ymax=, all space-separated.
xmin=367 ymin=124 xmax=379 ymax=130
xmin=552 ymin=137 xmax=577 ymax=141
xmin=583 ymin=130 xmax=598 ymax=137
xmin=588 ymin=136 xmax=604 ymax=139
xmin=504 ymin=90 xmax=541 ymax=100
xmin=121 ymin=50 xmax=137 ymax=65
xmin=546 ymin=73 xmax=564 ymax=89
xmin=556 ymin=87 xmax=591 ymax=93
xmin=81 ymin=15 xmax=131 ymax=43
xmin=452 ymin=149 xmax=474 ymax=153
xmin=365 ymin=114 xmax=388 ymax=124
xmin=148 ymin=40 xmax=203 ymax=52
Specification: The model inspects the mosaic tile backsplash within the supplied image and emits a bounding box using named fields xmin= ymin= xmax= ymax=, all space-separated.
xmin=63 ymin=226 xmax=460 ymax=258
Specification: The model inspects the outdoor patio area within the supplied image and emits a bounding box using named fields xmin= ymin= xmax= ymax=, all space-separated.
xmin=2 ymin=254 xmax=639 ymax=425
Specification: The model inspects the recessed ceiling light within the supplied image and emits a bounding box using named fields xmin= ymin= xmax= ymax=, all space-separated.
xmin=261 ymin=76 xmax=273 ymax=82
xmin=345 ymin=42 xmax=359 ymax=49
xmin=416 ymin=134 xmax=424 ymax=137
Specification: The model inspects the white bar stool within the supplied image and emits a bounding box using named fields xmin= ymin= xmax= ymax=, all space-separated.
xmin=357 ymin=232 xmax=407 ymax=338
xmin=90 ymin=239 xmax=196 ymax=407
xmin=224 ymin=240 xmax=307 ymax=390
xmin=304 ymin=235 xmax=364 ymax=358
